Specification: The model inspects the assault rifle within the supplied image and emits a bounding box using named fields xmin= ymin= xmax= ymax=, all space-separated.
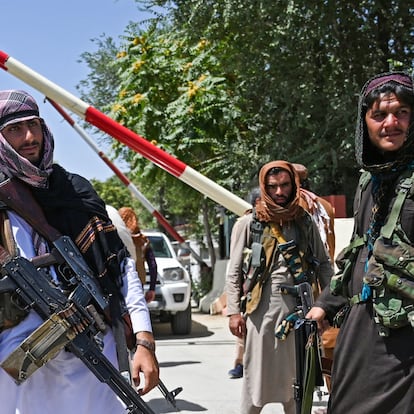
xmin=0 ymin=177 xmax=158 ymax=414
xmin=280 ymin=282 xmax=323 ymax=414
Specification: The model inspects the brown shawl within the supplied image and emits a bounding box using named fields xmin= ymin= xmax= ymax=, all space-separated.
xmin=255 ymin=160 xmax=307 ymax=223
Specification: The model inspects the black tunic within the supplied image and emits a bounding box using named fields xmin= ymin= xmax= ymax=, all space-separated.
xmin=320 ymin=178 xmax=414 ymax=414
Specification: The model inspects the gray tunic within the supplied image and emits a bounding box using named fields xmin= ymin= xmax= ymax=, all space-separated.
xmin=226 ymin=212 xmax=333 ymax=412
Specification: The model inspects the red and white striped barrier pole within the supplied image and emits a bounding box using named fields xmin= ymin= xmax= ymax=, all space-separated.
xmin=46 ymin=97 xmax=204 ymax=263
xmin=0 ymin=50 xmax=250 ymax=216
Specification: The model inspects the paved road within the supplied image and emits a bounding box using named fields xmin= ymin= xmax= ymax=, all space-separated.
xmin=138 ymin=217 xmax=354 ymax=412
xmin=141 ymin=311 xmax=328 ymax=414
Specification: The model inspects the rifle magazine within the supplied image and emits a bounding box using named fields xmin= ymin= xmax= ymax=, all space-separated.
xmin=1 ymin=313 xmax=76 ymax=384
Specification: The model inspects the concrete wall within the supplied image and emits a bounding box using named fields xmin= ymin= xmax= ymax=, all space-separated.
xmin=333 ymin=217 xmax=354 ymax=263
xmin=198 ymin=259 xmax=229 ymax=314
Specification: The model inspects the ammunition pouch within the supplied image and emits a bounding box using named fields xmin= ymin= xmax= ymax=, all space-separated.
xmin=370 ymin=234 xmax=414 ymax=283
xmin=1 ymin=312 xmax=77 ymax=383
xmin=0 ymin=291 xmax=29 ymax=332
xmin=330 ymin=236 xmax=365 ymax=297
xmin=364 ymin=234 xmax=414 ymax=334
xmin=278 ymin=240 xmax=307 ymax=283
xmin=241 ymin=242 xmax=264 ymax=295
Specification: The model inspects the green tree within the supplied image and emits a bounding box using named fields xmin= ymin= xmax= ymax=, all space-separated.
xmin=91 ymin=176 xmax=157 ymax=229
xmin=79 ymin=0 xmax=414 ymax=254
xmin=77 ymin=35 xmax=123 ymax=112
xmin=136 ymin=0 xmax=414 ymax=206
xmin=81 ymin=22 xmax=248 ymax=267
xmin=126 ymin=29 xmax=244 ymax=262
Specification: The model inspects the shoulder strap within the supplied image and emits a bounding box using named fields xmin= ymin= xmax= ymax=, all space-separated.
xmin=359 ymin=170 xmax=371 ymax=191
xmin=270 ymin=222 xmax=287 ymax=244
xmin=381 ymin=170 xmax=414 ymax=239
xmin=351 ymin=170 xmax=371 ymax=239
xmin=250 ymin=208 xmax=265 ymax=244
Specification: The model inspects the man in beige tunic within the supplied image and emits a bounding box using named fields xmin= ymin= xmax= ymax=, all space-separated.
xmin=226 ymin=160 xmax=333 ymax=414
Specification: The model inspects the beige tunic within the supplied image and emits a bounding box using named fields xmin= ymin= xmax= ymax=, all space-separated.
xmin=226 ymin=212 xmax=333 ymax=412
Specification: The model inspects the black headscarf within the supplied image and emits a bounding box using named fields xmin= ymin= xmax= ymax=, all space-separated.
xmin=31 ymin=164 xmax=128 ymax=284
xmin=355 ymin=71 xmax=414 ymax=174
xmin=355 ymin=72 xmax=414 ymax=253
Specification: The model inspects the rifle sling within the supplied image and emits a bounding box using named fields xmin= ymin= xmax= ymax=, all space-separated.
xmin=301 ymin=335 xmax=316 ymax=414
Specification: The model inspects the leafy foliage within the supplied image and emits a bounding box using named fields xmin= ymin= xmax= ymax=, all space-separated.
xmin=78 ymin=0 xmax=414 ymax=246
xmin=109 ymin=25 xmax=245 ymax=188
xmin=135 ymin=0 xmax=414 ymax=206
xmin=90 ymin=176 xmax=157 ymax=229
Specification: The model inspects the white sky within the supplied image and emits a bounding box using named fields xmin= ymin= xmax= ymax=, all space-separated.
xmin=0 ymin=0 xmax=151 ymax=180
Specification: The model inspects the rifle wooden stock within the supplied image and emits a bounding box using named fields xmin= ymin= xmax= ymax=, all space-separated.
xmin=321 ymin=356 xmax=333 ymax=376
xmin=31 ymin=249 xmax=64 ymax=268
xmin=0 ymin=178 xmax=62 ymax=241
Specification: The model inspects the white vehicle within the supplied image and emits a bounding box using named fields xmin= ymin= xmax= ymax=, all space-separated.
xmin=143 ymin=231 xmax=192 ymax=335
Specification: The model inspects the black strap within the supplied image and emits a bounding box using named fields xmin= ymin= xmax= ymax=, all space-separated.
xmin=250 ymin=208 xmax=265 ymax=244
xmin=381 ymin=171 xmax=414 ymax=238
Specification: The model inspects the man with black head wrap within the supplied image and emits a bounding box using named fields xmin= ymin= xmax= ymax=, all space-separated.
xmin=308 ymin=72 xmax=414 ymax=413
xmin=0 ymin=90 xmax=159 ymax=414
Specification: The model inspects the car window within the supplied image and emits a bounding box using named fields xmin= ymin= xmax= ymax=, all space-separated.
xmin=148 ymin=236 xmax=173 ymax=258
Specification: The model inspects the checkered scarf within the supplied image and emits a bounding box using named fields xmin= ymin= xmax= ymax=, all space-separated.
xmin=0 ymin=90 xmax=54 ymax=188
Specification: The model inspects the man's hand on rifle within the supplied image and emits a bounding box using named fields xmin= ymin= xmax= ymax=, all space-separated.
xmin=131 ymin=331 xmax=160 ymax=395
xmin=229 ymin=313 xmax=246 ymax=338
xmin=305 ymin=306 xmax=328 ymax=332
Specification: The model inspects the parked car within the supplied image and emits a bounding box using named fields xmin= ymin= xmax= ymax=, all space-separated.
xmin=143 ymin=231 xmax=192 ymax=335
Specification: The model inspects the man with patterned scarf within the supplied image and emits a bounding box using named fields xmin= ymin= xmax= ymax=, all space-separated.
xmin=0 ymin=90 xmax=159 ymax=414
xmin=226 ymin=160 xmax=333 ymax=414
xmin=308 ymin=72 xmax=414 ymax=413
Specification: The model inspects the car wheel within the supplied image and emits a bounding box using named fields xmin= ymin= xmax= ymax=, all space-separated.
xmin=158 ymin=311 xmax=171 ymax=323
xmin=171 ymin=302 xmax=192 ymax=335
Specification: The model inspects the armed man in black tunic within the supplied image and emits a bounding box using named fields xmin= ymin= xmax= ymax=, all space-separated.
xmin=308 ymin=72 xmax=414 ymax=414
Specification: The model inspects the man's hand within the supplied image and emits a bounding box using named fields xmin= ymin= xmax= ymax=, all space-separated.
xmin=306 ymin=306 xmax=328 ymax=332
xmin=229 ymin=313 xmax=246 ymax=338
xmin=145 ymin=290 xmax=156 ymax=303
xmin=131 ymin=332 xmax=159 ymax=395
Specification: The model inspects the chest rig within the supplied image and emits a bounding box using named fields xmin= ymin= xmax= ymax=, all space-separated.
xmin=241 ymin=209 xmax=317 ymax=316
xmin=331 ymin=170 xmax=414 ymax=336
